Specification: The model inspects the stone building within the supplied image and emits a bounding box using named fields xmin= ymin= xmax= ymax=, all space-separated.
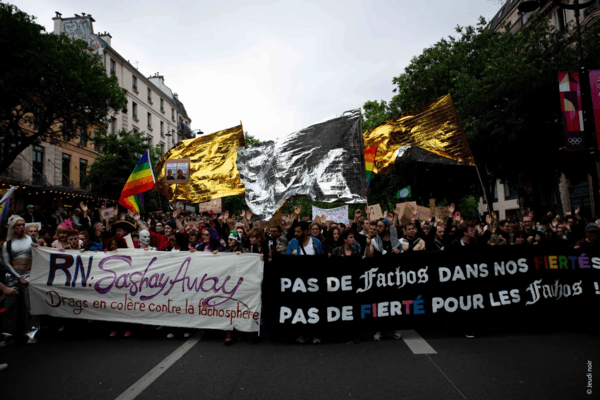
xmin=0 ymin=12 xmax=193 ymax=214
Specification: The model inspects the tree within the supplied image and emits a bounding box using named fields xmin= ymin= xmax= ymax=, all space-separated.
xmin=362 ymin=16 xmax=600 ymax=215
xmin=83 ymin=129 xmax=165 ymax=209
xmin=0 ymin=3 xmax=127 ymax=173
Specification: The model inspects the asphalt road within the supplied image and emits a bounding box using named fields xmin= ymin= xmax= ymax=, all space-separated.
xmin=0 ymin=322 xmax=597 ymax=400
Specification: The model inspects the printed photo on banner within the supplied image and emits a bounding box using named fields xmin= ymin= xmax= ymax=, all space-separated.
xmin=164 ymin=158 xmax=190 ymax=184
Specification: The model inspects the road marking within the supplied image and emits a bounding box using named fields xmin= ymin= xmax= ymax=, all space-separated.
xmin=426 ymin=354 xmax=468 ymax=400
xmin=400 ymin=329 xmax=437 ymax=354
xmin=115 ymin=333 xmax=202 ymax=400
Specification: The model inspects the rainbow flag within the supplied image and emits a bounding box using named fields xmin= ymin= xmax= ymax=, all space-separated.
xmin=0 ymin=186 xmax=16 ymax=226
xmin=119 ymin=150 xmax=155 ymax=213
xmin=365 ymin=146 xmax=378 ymax=190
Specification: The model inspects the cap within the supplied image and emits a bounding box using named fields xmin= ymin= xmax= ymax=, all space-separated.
xmin=228 ymin=232 xmax=241 ymax=243
xmin=27 ymin=205 xmax=34 ymax=209
xmin=585 ymin=223 xmax=600 ymax=233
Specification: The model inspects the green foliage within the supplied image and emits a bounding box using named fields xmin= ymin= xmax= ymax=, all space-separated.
xmin=83 ymin=129 xmax=166 ymax=209
xmin=0 ymin=2 xmax=127 ymax=172
xmin=457 ymin=197 xmax=479 ymax=220
xmin=244 ymin=131 xmax=263 ymax=148
xmin=362 ymin=15 xmax=600 ymax=213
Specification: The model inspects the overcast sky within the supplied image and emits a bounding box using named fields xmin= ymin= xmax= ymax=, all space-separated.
xmin=15 ymin=0 xmax=500 ymax=142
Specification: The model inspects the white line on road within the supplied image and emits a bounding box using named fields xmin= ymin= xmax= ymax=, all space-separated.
xmin=400 ymin=329 xmax=438 ymax=354
xmin=115 ymin=333 xmax=202 ymax=400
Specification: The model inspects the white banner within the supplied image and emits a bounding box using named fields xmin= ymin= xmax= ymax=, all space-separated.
xmin=30 ymin=247 xmax=264 ymax=332
xmin=311 ymin=205 xmax=349 ymax=224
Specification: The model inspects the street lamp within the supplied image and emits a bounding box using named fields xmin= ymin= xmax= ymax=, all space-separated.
xmin=518 ymin=0 xmax=599 ymax=217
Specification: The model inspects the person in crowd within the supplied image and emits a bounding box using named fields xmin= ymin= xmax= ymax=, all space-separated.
xmin=522 ymin=215 xmax=544 ymax=246
xmin=490 ymin=220 xmax=511 ymax=246
xmin=0 ymin=280 xmax=18 ymax=371
xmin=286 ymin=221 xmax=325 ymax=256
xmin=325 ymin=227 xmax=343 ymax=256
xmin=332 ymin=229 xmax=361 ymax=257
xmin=66 ymin=229 xmax=80 ymax=250
xmin=25 ymin=224 xmax=40 ymax=244
xmin=447 ymin=223 xmax=478 ymax=250
xmin=309 ymin=222 xmax=327 ymax=248
xmin=51 ymin=220 xmax=73 ymax=250
xmin=138 ymin=230 xmax=156 ymax=251
xmin=285 ymin=221 xmax=324 ymax=343
xmin=267 ymin=225 xmax=288 ymax=258
xmin=224 ymin=231 xmax=244 ymax=254
xmin=21 ymin=205 xmax=39 ymax=224
xmin=187 ymin=231 xmax=199 ymax=248
xmin=195 ymin=229 xmax=222 ymax=254
xmin=165 ymin=232 xmax=193 ymax=252
xmin=247 ymin=228 xmax=267 ymax=259
xmin=575 ymin=223 xmax=600 ymax=252
xmin=400 ymin=222 xmax=426 ymax=252
xmin=78 ymin=230 xmax=89 ymax=249
xmin=367 ymin=218 xmax=401 ymax=257
xmin=1 ymin=215 xmax=40 ymax=345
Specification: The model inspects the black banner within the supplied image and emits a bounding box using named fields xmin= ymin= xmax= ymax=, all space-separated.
xmin=263 ymin=247 xmax=600 ymax=336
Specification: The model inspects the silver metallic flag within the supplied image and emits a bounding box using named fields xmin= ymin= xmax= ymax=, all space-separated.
xmin=236 ymin=109 xmax=367 ymax=221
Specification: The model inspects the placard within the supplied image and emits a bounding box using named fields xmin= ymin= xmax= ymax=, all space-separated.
xmin=165 ymin=158 xmax=191 ymax=184
xmin=100 ymin=208 xmax=114 ymax=221
xmin=311 ymin=205 xmax=349 ymax=224
xmin=435 ymin=206 xmax=450 ymax=222
xmin=416 ymin=205 xmax=432 ymax=221
xmin=198 ymin=198 xmax=222 ymax=214
xmin=268 ymin=212 xmax=282 ymax=228
xmin=367 ymin=204 xmax=383 ymax=221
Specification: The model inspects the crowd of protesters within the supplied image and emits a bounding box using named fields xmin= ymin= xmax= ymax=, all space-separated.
xmin=0 ymin=199 xmax=598 ymax=369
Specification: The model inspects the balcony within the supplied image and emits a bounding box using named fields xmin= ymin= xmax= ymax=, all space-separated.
xmin=584 ymin=0 xmax=600 ymax=17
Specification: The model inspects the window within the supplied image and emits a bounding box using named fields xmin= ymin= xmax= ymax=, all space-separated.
xmin=147 ymin=112 xmax=152 ymax=129
xmin=110 ymin=58 xmax=116 ymax=75
xmin=32 ymin=146 xmax=44 ymax=185
xmin=160 ymin=142 xmax=165 ymax=155
xmin=32 ymin=108 xmax=40 ymax=131
xmin=555 ymin=8 xmax=567 ymax=32
xmin=62 ymin=153 xmax=71 ymax=187
xmin=79 ymin=158 xmax=88 ymax=187
xmin=94 ymin=131 xmax=102 ymax=153
xmin=79 ymin=126 xmax=87 ymax=147
xmin=132 ymin=75 xmax=138 ymax=91
xmin=110 ymin=118 xmax=116 ymax=135
xmin=160 ymin=98 xmax=164 ymax=112
xmin=520 ymin=12 xmax=528 ymax=27
xmin=160 ymin=121 xmax=164 ymax=136
xmin=132 ymin=102 xmax=138 ymax=120
xmin=504 ymin=181 xmax=519 ymax=201
xmin=171 ymin=108 xmax=175 ymax=121
xmin=147 ymin=88 xmax=152 ymax=103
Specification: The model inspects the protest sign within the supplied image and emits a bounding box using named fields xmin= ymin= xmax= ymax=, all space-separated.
xmin=100 ymin=208 xmax=114 ymax=221
xmin=30 ymin=248 xmax=263 ymax=332
xmin=367 ymin=204 xmax=383 ymax=221
xmin=395 ymin=202 xmax=413 ymax=224
xmin=262 ymin=248 xmax=600 ymax=336
xmin=416 ymin=205 xmax=432 ymax=221
xmin=198 ymin=198 xmax=222 ymax=214
xmin=435 ymin=206 xmax=450 ymax=222
xmin=311 ymin=205 xmax=349 ymax=224
xmin=123 ymin=234 xmax=135 ymax=249
xmin=268 ymin=212 xmax=282 ymax=228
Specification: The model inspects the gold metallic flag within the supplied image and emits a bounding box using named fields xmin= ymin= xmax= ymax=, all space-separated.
xmin=155 ymin=125 xmax=245 ymax=203
xmin=363 ymin=94 xmax=475 ymax=174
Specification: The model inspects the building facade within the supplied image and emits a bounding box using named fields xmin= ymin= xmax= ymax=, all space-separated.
xmin=479 ymin=0 xmax=600 ymax=218
xmin=1 ymin=12 xmax=193 ymax=214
